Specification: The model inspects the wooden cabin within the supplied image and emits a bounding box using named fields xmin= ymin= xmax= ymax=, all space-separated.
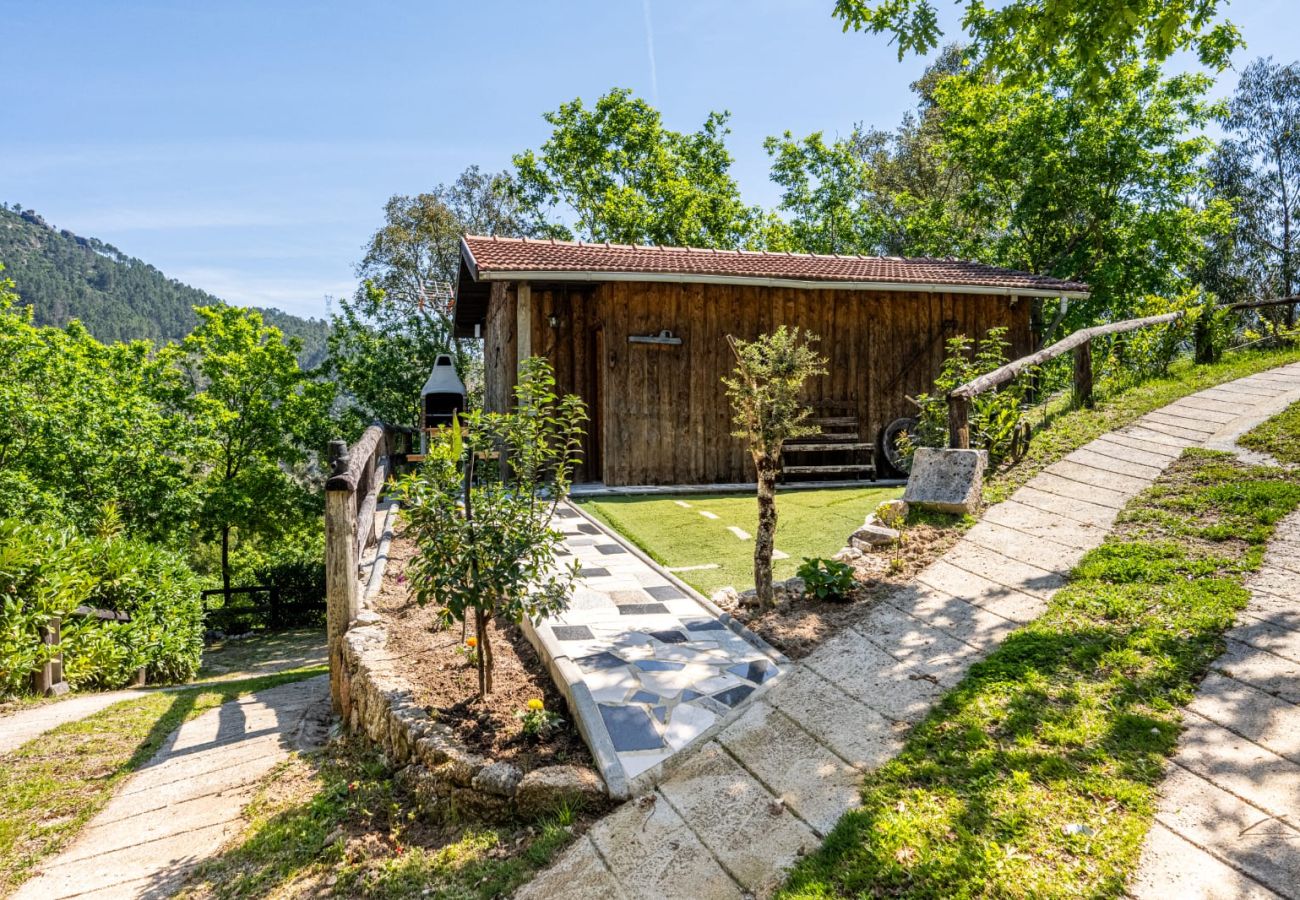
xmin=453 ymin=236 xmax=1088 ymax=487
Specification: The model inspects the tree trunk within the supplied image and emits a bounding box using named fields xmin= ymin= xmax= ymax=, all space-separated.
xmin=220 ymin=525 xmax=231 ymax=598
xmin=753 ymin=454 xmax=779 ymax=609
xmin=474 ymin=607 xmax=488 ymax=697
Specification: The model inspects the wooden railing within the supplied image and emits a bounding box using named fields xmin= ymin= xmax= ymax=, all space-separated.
xmin=323 ymin=422 xmax=413 ymax=711
xmin=947 ymin=296 xmax=1300 ymax=449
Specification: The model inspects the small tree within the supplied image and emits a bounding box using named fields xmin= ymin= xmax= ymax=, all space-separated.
xmin=723 ymin=328 xmax=827 ymax=609
xmin=399 ymin=358 xmax=586 ymax=696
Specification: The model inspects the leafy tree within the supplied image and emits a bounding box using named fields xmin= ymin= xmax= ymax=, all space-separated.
xmin=398 ymin=358 xmax=587 ymax=696
xmin=166 ymin=306 xmax=333 ymax=595
xmin=327 ymin=167 xmax=533 ymax=425
xmin=723 ymin=328 xmax=827 ymax=609
xmin=832 ymin=0 xmax=1241 ymax=89
xmin=513 ymin=88 xmax=777 ymax=249
xmin=1202 ymin=58 xmax=1300 ymax=328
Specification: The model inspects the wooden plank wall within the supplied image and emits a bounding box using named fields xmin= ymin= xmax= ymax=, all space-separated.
xmin=482 ymin=281 xmax=516 ymax=415
xmin=505 ymin=280 xmax=1031 ymax=486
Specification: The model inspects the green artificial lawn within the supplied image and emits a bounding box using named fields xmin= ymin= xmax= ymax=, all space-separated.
xmin=1240 ymin=398 xmax=1300 ymax=465
xmin=0 ymin=666 xmax=327 ymax=894
xmin=576 ymin=485 xmax=903 ymax=595
xmin=985 ymin=345 xmax=1300 ymax=504
xmin=178 ymin=737 xmax=582 ymax=900
xmin=778 ymin=450 xmax=1300 ymax=899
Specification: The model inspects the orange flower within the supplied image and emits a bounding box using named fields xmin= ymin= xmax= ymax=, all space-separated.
xmin=465 ymin=636 xmax=478 ymax=648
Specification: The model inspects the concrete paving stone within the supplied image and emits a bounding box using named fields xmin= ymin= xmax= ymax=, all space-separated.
xmin=587 ymin=795 xmax=745 ymax=900
xmin=764 ymin=666 xmax=903 ymax=769
xmin=1117 ymin=424 xmax=1196 ymax=450
xmin=1170 ymin=715 xmax=1300 ymax=827
xmin=716 ymin=701 xmax=862 ymax=836
xmin=1160 ymin=401 xmax=1239 ymax=424
xmin=1229 ymin=613 xmax=1300 ymax=665
xmin=1214 ymin=638 xmax=1300 ymax=704
xmin=1136 ymin=414 xmax=1217 ymax=440
xmin=1093 ymin=432 xmax=1186 ymax=462
xmin=1009 ymin=485 xmax=1120 ymax=528
xmin=1246 ymin=567 xmax=1300 ymax=599
xmin=1199 ymin=384 xmax=1277 ymax=403
xmin=1172 ymin=393 xmax=1260 ymax=414
xmin=1046 ymin=459 xmax=1152 ymax=496
xmin=964 ymin=520 xmax=1089 ymax=573
xmin=850 ymin=603 xmax=984 ymax=680
xmin=1025 ymin=470 xmax=1131 ymax=510
xmin=656 ymin=741 xmax=820 ymax=895
xmin=513 ymin=836 xmax=627 ymax=900
xmin=1188 ymin=672 xmax=1300 ymax=763
xmin=1153 ymin=763 xmax=1300 ymax=895
xmin=936 ymin=541 xmax=1067 ymax=600
xmin=884 ymin=584 xmax=1023 ymax=652
xmin=1146 ymin=406 xmax=1229 ymax=429
xmin=982 ymin=498 xmax=1111 ymax=548
xmin=1129 ymin=821 xmax=1281 ymax=899
xmin=1064 ymin=446 xmax=1165 ymax=480
xmin=802 ymin=629 xmax=948 ymax=722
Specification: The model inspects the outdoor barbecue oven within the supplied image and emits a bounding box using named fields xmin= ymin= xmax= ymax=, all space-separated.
xmin=419 ymin=353 xmax=466 ymax=452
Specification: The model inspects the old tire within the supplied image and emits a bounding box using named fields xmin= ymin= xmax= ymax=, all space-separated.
xmin=878 ymin=417 xmax=918 ymax=478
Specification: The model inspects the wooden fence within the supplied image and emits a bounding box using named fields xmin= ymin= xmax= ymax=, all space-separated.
xmin=323 ymin=422 xmax=413 ymax=711
xmin=32 ymin=606 xmax=142 ymax=696
xmin=947 ymin=296 xmax=1300 ymax=449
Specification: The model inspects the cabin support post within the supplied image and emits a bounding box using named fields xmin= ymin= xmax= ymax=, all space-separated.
xmin=325 ymin=442 xmax=359 ymax=715
xmin=516 ymin=282 xmax=532 ymax=369
xmin=948 ymin=395 xmax=971 ymax=449
xmin=1073 ymin=338 xmax=1094 ymax=408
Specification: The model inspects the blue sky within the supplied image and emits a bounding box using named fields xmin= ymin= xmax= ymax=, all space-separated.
xmin=2 ymin=0 xmax=1295 ymax=320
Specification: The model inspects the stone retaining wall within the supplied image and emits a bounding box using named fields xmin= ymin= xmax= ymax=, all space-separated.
xmin=338 ymin=609 xmax=607 ymax=821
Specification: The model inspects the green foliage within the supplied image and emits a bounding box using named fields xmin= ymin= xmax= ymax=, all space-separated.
xmin=0 ymin=204 xmax=329 ymax=365
xmin=515 ymin=699 xmax=565 ymax=739
xmin=795 ymin=558 xmax=857 ymax=602
xmin=398 ymin=358 xmax=587 ymax=696
xmin=907 ymin=327 xmax=1025 ymax=465
xmin=779 ymin=452 xmax=1300 ymax=898
xmin=513 ymin=88 xmax=778 ymax=249
xmin=1239 ymin=399 xmax=1300 ymax=466
xmin=831 ymin=0 xmax=1241 ymax=90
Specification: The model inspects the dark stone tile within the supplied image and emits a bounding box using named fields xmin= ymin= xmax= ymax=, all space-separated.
xmin=711 ymin=684 xmax=756 ymax=708
xmin=684 ymin=619 xmax=726 ymax=632
xmin=556 ymin=507 xmax=580 ymax=518
xmin=649 ymin=629 xmax=688 ymax=644
xmin=728 ymin=659 xmax=779 ymax=685
xmin=651 ymin=705 xmax=667 ymax=724
xmin=574 ymin=651 xmax=627 ymax=672
xmin=551 ymin=625 xmax=594 ymax=642
xmin=576 ymin=523 xmax=600 ymax=535
xmin=679 ymin=689 xmax=703 ymax=702
xmin=578 ymin=567 xmax=610 ymax=578
xmin=610 ymin=589 xmax=650 ymax=605
xmin=598 ymin=704 xmax=664 ymax=752
xmin=630 ymin=690 xmax=660 ymax=704
xmin=596 ymin=544 xmax=628 ymax=555
xmin=634 ymin=660 xmax=685 ymax=672
xmin=617 ymin=603 xmax=669 ymax=616
xmin=556 ymin=548 xmax=571 ymax=557
xmin=645 ymin=585 xmax=685 ymax=601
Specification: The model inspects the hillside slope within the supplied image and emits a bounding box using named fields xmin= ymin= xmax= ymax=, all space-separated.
xmin=0 ymin=204 xmax=330 ymax=366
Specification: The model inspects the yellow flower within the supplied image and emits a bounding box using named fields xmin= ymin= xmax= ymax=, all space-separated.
xmin=526 ymin=698 xmax=545 ymax=711
xmin=465 ymin=636 xmax=477 ymax=648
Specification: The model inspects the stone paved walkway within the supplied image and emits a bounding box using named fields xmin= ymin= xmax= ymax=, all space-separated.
xmin=532 ymin=506 xmax=787 ymax=791
xmin=1130 ymin=509 xmax=1300 ymax=898
xmin=12 ymin=675 xmax=331 ymax=900
xmin=517 ymin=362 xmax=1300 ymax=900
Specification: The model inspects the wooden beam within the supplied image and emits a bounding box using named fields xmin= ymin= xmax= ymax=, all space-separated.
xmin=325 ymin=487 xmax=359 ymax=715
xmin=516 ymin=281 xmax=532 ymax=369
xmin=1073 ymin=338 xmax=1094 ymax=408
xmin=948 ymin=395 xmax=971 ymax=449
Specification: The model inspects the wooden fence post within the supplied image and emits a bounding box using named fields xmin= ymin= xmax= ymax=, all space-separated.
xmin=32 ymin=617 xmax=67 ymax=696
xmin=325 ymin=442 xmax=359 ymax=715
xmin=948 ymin=395 xmax=971 ymax=449
xmin=1073 ymin=338 xmax=1094 ymax=408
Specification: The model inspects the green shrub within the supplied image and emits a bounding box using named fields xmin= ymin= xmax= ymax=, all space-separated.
xmin=796 ymin=557 xmax=858 ymax=602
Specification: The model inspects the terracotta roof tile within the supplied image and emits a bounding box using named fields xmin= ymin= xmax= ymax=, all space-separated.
xmin=461 ymin=235 xmax=1089 ymax=294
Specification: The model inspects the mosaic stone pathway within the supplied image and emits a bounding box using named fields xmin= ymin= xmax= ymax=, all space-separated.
xmin=1130 ymin=509 xmax=1300 ymax=897
xmin=532 ymin=505 xmax=786 ymax=787
xmin=518 ymin=362 xmax=1300 ymax=900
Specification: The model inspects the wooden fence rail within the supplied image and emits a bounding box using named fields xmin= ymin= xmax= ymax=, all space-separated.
xmin=31 ymin=606 xmax=141 ymax=697
xmin=947 ymin=296 xmax=1300 ymax=449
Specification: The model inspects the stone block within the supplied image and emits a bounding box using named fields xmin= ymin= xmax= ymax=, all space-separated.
xmin=515 ymin=765 xmax=607 ymax=818
xmin=471 ymin=761 xmax=522 ymax=797
xmin=902 ymin=448 xmax=986 ymax=515
xmin=849 ymin=523 xmax=900 ymax=547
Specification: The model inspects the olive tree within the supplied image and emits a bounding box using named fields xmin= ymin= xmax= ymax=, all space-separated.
xmin=398 ymin=358 xmax=586 ymax=696
xmin=723 ymin=328 xmax=827 ymax=609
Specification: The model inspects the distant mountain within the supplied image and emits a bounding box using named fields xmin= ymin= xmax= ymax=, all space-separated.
xmin=0 ymin=204 xmax=331 ymax=367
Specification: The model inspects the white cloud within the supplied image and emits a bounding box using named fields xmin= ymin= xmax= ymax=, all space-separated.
xmin=170 ymin=267 xmax=352 ymax=319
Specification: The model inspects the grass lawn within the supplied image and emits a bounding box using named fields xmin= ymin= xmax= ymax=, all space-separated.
xmin=178 ymin=736 xmax=582 ymax=900
xmin=778 ymin=449 xmax=1300 ymax=898
xmin=576 ymin=485 xmax=903 ymax=595
xmin=986 ymin=344 xmax=1300 ymax=504
xmin=0 ymin=665 xmax=326 ymax=894
xmin=1240 ymin=398 xmax=1300 ymax=464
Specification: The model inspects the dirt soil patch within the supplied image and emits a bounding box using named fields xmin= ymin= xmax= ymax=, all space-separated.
xmin=370 ymin=534 xmax=592 ymax=772
xmin=727 ymin=520 xmax=966 ymax=659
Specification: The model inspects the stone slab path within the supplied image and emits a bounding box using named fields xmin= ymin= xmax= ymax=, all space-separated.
xmin=1130 ymin=509 xmax=1300 ymax=899
xmin=12 ymin=674 xmax=330 ymax=900
xmin=517 ymin=362 xmax=1300 ymax=900
xmin=532 ymin=506 xmax=787 ymax=791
